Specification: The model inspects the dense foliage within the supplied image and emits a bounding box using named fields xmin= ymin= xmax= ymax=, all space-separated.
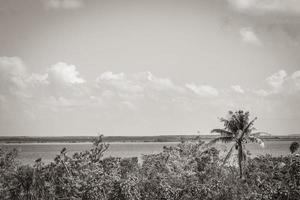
xmin=0 ymin=136 xmax=299 ymax=200
xmin=290 ymin=142 xmax=299 ymax=154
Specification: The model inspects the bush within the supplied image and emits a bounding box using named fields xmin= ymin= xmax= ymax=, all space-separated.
xmin=0 ymin=137 xmax=299 ymax=200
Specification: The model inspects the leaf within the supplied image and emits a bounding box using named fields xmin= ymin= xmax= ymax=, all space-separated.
xmin=290 ymin=142 xmax=299 ymax=154
xmin=243 ymin=117 xmax=257 ymax=133
xmin=247 ymin=136 xmax=265 ymax=148
xmin=238 ymin=117 xmax=257 ymax=140
xmin=211 ymin=129 xmax=234 ymax=137
xmin=207 ymin=136 xmax=234 ymax=146
xmin=61 ymin=147 xmax=67 ymax=154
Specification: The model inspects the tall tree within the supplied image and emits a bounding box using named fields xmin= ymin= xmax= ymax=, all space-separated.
xmin=208 ymin=110 xmax=266 ymax=178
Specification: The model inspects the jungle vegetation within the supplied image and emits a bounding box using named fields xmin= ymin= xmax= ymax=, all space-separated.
xmin=0 ymin=111 xmax=299 ymax=200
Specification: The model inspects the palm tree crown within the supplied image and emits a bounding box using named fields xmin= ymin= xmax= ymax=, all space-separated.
xmin=208 ymin=110 xmax=266 ymax=178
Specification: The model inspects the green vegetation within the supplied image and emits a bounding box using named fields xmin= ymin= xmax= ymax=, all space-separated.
xmin=290 ymin=141 xmax=299 ymax=154
xmin=0 ymin=110 xmax=300 ymax=199
xmin=0 ymin=136 xmax=300 ymax=199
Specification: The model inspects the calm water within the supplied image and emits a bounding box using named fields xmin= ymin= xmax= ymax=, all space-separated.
xmin=0 ymin=140 xmax=298 ymax=165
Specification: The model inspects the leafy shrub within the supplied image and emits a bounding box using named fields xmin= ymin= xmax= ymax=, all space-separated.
xmin=0 ymin=137 xmax=299 ymax=200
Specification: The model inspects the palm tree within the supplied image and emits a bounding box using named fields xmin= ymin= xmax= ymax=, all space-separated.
xmin=208 ymin=110 xmax=266 ymax=178
xmin=289 ymin=141 xmax=299 ymax=154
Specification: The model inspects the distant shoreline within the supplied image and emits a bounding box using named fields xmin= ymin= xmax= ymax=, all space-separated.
xmin=0 ymin=135 xmax=299 ymax=144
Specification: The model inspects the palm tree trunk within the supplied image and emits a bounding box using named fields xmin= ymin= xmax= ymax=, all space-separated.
xmin=238 ymin=144 xmax=243 ymax=178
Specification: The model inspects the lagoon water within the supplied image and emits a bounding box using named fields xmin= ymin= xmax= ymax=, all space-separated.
xmin=0 ymin=140 xmax=299 ymax=165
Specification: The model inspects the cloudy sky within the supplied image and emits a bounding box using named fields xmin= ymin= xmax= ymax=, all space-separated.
xmin=0 ymin=0 xmax=300 ymax=136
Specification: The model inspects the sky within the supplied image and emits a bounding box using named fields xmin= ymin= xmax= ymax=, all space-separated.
xmin=0 ymin=0 xmax=300 ymax=136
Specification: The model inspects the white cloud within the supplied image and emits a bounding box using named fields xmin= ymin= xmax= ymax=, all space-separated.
xmin=254 ymin=89 xmax=270 ymax=97
xmin=266 ymin=69 xmax=287 ymax=89
xmin=99 ymin=71 xmax=125 ymax=81
xmin=254 ymin=70 xmax=287 ymax=96
xmin=0 ymin=59 xmax=87 ymax=109
xmin=48 ymin=62 xmax=85 ymax=85
xmin=291 ymin=70 xmax=300 ymax=89
xmin=26 ymin=73 xmax=49 ymax=86
xmin=145 ymin=71 xmax=182 ymax=92
xmin=0 ymin=57 xmax=27 ymax=95
xmin=240 ymin=27 xmax=261 ymax=45
xmin=96 ymin=71 xmax=183 ymax=94
xmin=0 ymin=57 xmax=26 ymax=77
xmin=48 ymin=96 xmax=75 ymax=107
xmin=255 ymin=70 xmax=300 ymax=96
xmin=228 ymin=0 xmax=300 ymax=14
xmin=185 ymin=83 xmax=219 ymax=97
xmin=96 ymin=71 xmax=143 ymax=93
xmin=0 ymin=57 xmax=49 ymax=91
xmin=291 ymin=70 xmax=300 ymax=79
xmin=1 ymin=57 xmax=300 ymax=136
xmin=43 ymin=0 xmax=84 ymax=10
xmin=231 ymin=85 xmax=245 ymax=93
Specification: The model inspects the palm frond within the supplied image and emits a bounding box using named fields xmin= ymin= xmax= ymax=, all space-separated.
xmin=207 ymin=136 xmax=234 ymax=146
xmin=222 ymin=144 xmax=235 ymax=165
xmin=232 ymin=114 xmax=242 ymax=130
xmin=239 ymin=117 xmax=257 ymax=140
xmin=243 ymin=117 xmax=257 ymax=133
xmin=211 ymin=129 xmax=234 ymax=137
xmin=247 ymin=136 xmax=264 ymax=148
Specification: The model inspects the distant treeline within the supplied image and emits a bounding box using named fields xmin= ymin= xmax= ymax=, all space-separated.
xmin=0 ymin=135 xmax=299 ymax=143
